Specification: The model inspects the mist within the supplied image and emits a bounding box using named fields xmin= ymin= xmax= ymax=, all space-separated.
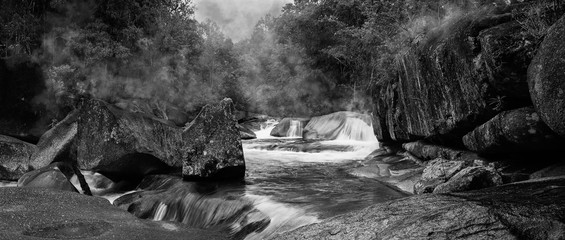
xmin=193 ymin=0 xmax=293 ymax=42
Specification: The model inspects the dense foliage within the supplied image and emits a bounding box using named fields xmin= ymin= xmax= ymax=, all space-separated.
xmin=2 ymin=0 xmax=562 ymax=119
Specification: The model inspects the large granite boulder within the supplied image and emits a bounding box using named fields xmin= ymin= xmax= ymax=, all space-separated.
xmin=270 ymin=117 xmax=309 ymax=137
xmin=414 ymin=158 xmax=471 ymax=194
xmin=0 ymin=187 xmax=228 ymax=240
xmin=30 ymin=110 xmax=78 ymax=170
xmin=528 ymin=14 xmax=565 ymax=137
xmin=463 ymin=107 xmax=563 ymax=155
xmin=371 ymin=3 xmax=565 ymax=144
xmin=182 ymin=98 xmax=245 ymax=180
xmin=303 ymin=112 xmax=376 ymax=141
xmin=75 ymin=98 xmax=184 ymax=181
xmin=274 ymin=177 xmax=565 ymax=240
xmin=114 ymin=175 xmax=269 ymax=239
xmin=0 ymin=135 xmax=36 ymax=180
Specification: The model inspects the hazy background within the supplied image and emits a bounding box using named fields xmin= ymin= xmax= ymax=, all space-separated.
xmin=193 ymin=0 xmax=293 ymax=42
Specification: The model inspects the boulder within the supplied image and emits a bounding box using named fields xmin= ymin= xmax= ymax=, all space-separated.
xmin=302 ymin=112 xmax=376 ymax=141
xmin=274 ymin=177 xmax=565 ymax=240
xmin=372 ymin=4 xmax=565 ymax=144
xmin=238 ymin=124 xmax=257 ymax=140
xmin=462 ymin=107 xmax=563 ymax=155
xmin=182 ymin=98 xmax=245 ymax=180
xmin=0 ymin=187 xmax=228 ymax=240
xmin=75 ymin=98 xmax=184 ymax=181
xmin=403 ymin=141 xmax=480 ymax=161
xmin=0 ymin=135 xmax=36 ymax=180
xmin=29 ymin=110 xmax=78 ymax=170
xmin=17 ymin=162 xmax=79 ymax=192
xmin=433 ymin=166 xmax=503 ymax=193
xmin=421 ymin=158 xmax=469 ymax=182
xmin=270 ymin=118 xmax=309 ymax=137
xmin=114 ymin=98 xmax=189 ymax=127
xmin=479 ymin=21 xmax=539 ymax=99
xmin=114 ymin=175 xmax=269 ymax=239
xmin=528 ymin=14 xmax=565 ymax=137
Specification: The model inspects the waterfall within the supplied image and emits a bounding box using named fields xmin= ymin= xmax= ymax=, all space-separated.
xmin=254 ymin=119 xmax=279 ymax=139
xmin=286 ymin=120 xmax=303 ymax=137
xmin=304 ymin=111 xmax=378 ymax=142
xmin=153 ymin=202 xmax=168 ymax=221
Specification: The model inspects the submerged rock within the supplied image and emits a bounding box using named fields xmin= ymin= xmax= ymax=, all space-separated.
xmin=462 ymin=107 xmax=563 ymax=155
xmin=274 ymin=177 xmax=565 ymax=240
xmin=270 ymin=118 xmax=309 ymax=137
xmin=0 ymin=135 xmax=36 ymax=180
xmin=528 ymin=14 xmax=565 ymax=137
xmin=182 ymin=98 xmax=245 ymax=180
xmin=0 ymin=187 xmax=228 ymax=240
xmin=303 ymin=112 xmax=376 ymax=141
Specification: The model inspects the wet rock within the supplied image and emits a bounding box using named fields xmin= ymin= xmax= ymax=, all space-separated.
xmin=421 ymin=158 xmax=469 ymax=182
xmin=238 ymin=124 xmax=256 ymax=140
xmin=403 ymin=141 xmax=479 ymax=161
xmin=17 ymin=162 xmax=79 ymax=192
xmin=75 ymin=98 xmax=183 ymax=181
xmin=433 ymin=166 xmax=503 ymax=193
xmin=462 ymin=107 xmax=563 ymax=155
xmin=270 ymin=118 xmax=309 ymax=137
xmin=114 ymin=175 xmax=269 ymax=239
xmin=0 ymin=135 xmax=36 ymax=180
xmin=182 ymin=98 xmax=245 ymax=180
xmin=303 ymin=112 xmax=376 ymax=141
xmin=530 ymin=162 xmax=565 ymax=179
xmin=528 ymin=14 xmax=565 ymax=137
xmin=414 ymin=178 xmax=446 ymax=194
xmin=0 ymin=187 xmax=228 ymax=240
xmin=30 ymin=110 xmax=78 ymax=170
xmin=274 ymin=177 xmax=565 ymax=240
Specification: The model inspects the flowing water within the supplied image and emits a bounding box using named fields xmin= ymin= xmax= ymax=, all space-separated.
xmin=7 ymin=118 xmax=409 ymax=239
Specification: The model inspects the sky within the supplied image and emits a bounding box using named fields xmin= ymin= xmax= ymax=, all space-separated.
xmin=193 ymin=0 xmax=293 ymax=42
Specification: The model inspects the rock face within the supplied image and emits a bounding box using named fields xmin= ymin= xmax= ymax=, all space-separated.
xmin=0 ymin=187 xmax=228 ymax=240
xmin=303 ymin=112 xmax=376 ymax=141
xmin=114 ymin=175 xmax=269 ymax=239
xmin=0 ymin=135 xmax=36 ymax=180
xmin=463 ymin=107 xmax=563 ymax=155
xmin=434 ymin=166 xmax=503 ymax=193
xmin=30 ymin=110 xmax=78 ymax=170
xmin=372 ymin=4 xmax=565 ymax=144
xmin=274 ymin=177 xmax=565 ymax=240
xmin=528 ymin=14 xmax=565 ymax=137
xmin=182 ymin=98 xmax=245 ymax=180
xmin=270 ymin=118 xmax=309 ymax=137
xmin=75 ymin=98 xmax=184 ymax=181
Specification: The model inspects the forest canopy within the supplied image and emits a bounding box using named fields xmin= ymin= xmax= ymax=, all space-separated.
xmin=0 ymin=0 xmax=545 ymax=119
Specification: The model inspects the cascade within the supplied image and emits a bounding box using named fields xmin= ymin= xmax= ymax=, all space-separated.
xmin=286 ymin=120 xmax=303 ymax=137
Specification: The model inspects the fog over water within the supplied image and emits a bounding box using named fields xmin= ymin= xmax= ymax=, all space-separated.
xmin=193 ymin=0 xmax=293 ymax=42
